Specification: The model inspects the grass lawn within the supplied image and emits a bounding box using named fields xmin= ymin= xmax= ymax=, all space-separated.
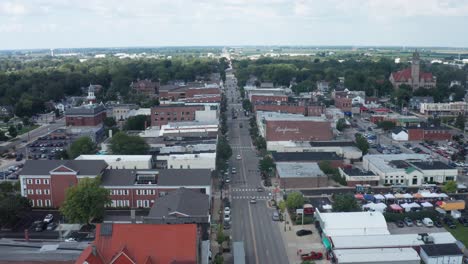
xmin=17 ymin=125 xmax=39 ymax=135
xmin=446 ymin=223 xmax=468 ymax=247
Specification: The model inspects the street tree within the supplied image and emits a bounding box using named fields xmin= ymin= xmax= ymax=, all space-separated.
xmin=8 ymin=126 xmax=17 ymax=138
xmin=442 ymin=181 xmax=457 ymax=193
xmin=259 ymin=155 xmax=275 ymax=175
xmin=123 ymin=115 xmax=150 ymax=131
xmin=286 ymin=192 xmax=305 ymax=210
xmin=68 ymin=136 xmax=96 ymax=158
xmin=333 ymin=194 xmax=360 ymax=212
xmin=454 ymin=114 xmax=465 ymax=130
xmin=110 ymin=132 xmax=149 ymax=155
xmin=355 ymin=133 xmax=369 ymax=154
xmin=0 ymin=195 xmax=31 ymax=227
xmin=60 ymin=177 xmax=110 ymax=225
xmin=216 ymin=136 xmax=232 ymax=161
xmin=336 ymin=118 xmax=347 ymax=132
xmin=103 ymin=117 xmax=117 ymax=128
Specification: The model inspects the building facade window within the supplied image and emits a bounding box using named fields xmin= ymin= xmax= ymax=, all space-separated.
xmin=44 ymin=179 xmax=50 ymax=184
xmin=27 ymin=189 xmax=34 ymax=195
xmin=27 ymin=179 xmax=33 ymax=184
xmin=36 ymin=189 xmax=42 ymax=195
xmin=37 ymin=200 xmax=43 ymax=207
xmin=44 ymin=189 xmax=50 ymax=195
xmin=35 ymin=179 xmax=41 ymax=184
xmin=45 ymin=200 xmax=51 ymax=207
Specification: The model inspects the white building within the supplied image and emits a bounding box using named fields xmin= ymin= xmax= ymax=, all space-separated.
xmin=420 ymin=243 xmax=463 ymax=264
xmin=363 ymin=154 xmax=458 ymax=186
xmin=75 ymin=155 xmax=153 ymax=169
xmin=315 ymin=211 xmax=389 ymax=237
xmin=333 ymin=248 xmax=420 ymax=264
xmin=156 ymin=152 xmax=216 ymax=170
xmin=420 ymin=102 xmax=468 ymax=116
xmin=391 ymin=127 xmax=409 ymax=141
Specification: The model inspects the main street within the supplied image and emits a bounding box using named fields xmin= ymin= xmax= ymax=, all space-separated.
xmin=224 ymin=72 xmax=288 ymax=264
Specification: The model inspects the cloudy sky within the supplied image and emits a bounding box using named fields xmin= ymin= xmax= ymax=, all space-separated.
xmin=1 ymin=0 xmax=468 ymax=50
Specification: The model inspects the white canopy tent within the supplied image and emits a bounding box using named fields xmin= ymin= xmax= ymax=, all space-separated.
xmin=374 ymin=194 xmax=385 ymax=201
xmin=384 ymin=193 xmax=395 ymax=199
xmin=421 ymin=202 xmax=433 ymax=208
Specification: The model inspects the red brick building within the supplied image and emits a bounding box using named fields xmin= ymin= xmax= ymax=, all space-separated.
xmin=130 ymin=79 xmax=159 ymax=96
xmin=151 ymin=105 xmax=204 ymax=126
xmin=185 ymin=87 xmax=220 ymax=98
xmin=307 ymin=105 xmax=326 ymax=116
xmin=65 ymin=105 xmax=106 ymax=127
xmin=334 ymin=97 xmax=352 ymax=112
xmin=254 ymin=104 xmax=307 ymax=115
xmin=407 ymin=127 xmax=453 ymax=141
xmin=184 ymin=94 xmax=221 ymax=103
xmin=19 ymin=160 xmax=212 ymax=208
xmin=265 ymin=120 xmax=333 ymax=142
xmin=250 ymin=94 xmax=288 ymax=104
xmin=75 ymin=223 xmax=198 ymax=264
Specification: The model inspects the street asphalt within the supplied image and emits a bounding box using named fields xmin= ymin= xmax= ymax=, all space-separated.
xmin=224 ymin=74 xmax=288 ymax=264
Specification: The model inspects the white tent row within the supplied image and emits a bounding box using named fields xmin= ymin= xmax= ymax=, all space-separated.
xmin=374 ymin=194 xmax=385 ymax=200
xmin=421 ymin=202 xmax=433 ymax=208
xmin=362 ymin=202 xmax=388 ymax=213
xmin=401 ymin=202 xmax=421 ymax=212
xmin=384 ymin=193 xmax=395 ymax=199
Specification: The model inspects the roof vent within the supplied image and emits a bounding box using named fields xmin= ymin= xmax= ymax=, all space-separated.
xmin=100 ymin=223 xmax=113 ymax=237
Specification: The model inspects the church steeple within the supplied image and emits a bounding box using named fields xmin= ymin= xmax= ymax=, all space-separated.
xmin=411 ymin=50 xmax=420 ymax=87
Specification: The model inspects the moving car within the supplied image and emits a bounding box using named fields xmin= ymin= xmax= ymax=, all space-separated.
xmin=224 ymin=214 xmax=231 ymax=222
xmin=296 ymin=229 xmax=313 ymax=236
xmin=272 ymin=211 xmax=280 ymax=221
xmin=231 ymin=168 xmax=236 ymax=174
xmin=249 ymin=197 xmax=257 ymax=204
xmin=257 ymin=186 xmax=264 ymax=192
xmin=236 ymin=154 xmax=241 ymax=160
xmin=224 ymin=207 xmax=231 ymax=215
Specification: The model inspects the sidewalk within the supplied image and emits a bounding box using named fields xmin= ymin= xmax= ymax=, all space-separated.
xmin=277 ymin=211 xmax=330 ymax=264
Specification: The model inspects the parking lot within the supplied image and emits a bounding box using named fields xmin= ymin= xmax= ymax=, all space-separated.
xmin=27 ymin=134 xmax=70 ymax=160
xmin=387 ymin=221 xmax=447 ymax=234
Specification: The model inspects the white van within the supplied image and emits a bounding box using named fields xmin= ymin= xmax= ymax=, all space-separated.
xmin=423 ymin=218 xmax=434 ymax=227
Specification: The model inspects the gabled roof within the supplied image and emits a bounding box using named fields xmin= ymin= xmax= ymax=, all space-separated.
xmin=147 ymin=188 xmax=209 ymax=219
xmin=392 ymin=127 xmax=407 ymax=135
xmin=391 ymin=68 xmax=434 ymax=82
xmin=75 ymin=224 xmax=198 ymax=264
xmin=21 ymin=160 xmax=108 ymax=176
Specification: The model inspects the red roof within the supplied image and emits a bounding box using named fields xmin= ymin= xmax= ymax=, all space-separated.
xmin=391 ymin=68 xmax=433 ymax=82
xmin=75 ymin=224 xmax=198 ymax=264
xmin=265 ymin=120 xmax=333 ymax=141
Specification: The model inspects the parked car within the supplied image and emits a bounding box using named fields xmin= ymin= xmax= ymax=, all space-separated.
xmin=415 ymin=219 xmax=423 ymax=227
xmin=458 ymin=217 xmax=468 ymax=227
xmin=434 ymin=220 xmax=443 ymax=228
xmin=224 ymin=207 xmax=231 ymax=215
xmin=34 ymin=221 xmax=47 ymax=232
xmin=300 ymin=251 xmax=323 ymax=261
xmin=272 ymin=211 xmax=280 ymax=221
xmin=43 ymin=214 xmax=54 ymax=223
xmin=396 ymin=220 xmax=405 ymax=228
xmin=224 ymin=214 xmax=231 ymax=222
xmin=443 ymin=217 xmax=457 ymax=229
xmin=223 ymin=221 xmax=231 ymax=230
xmin=423 ymin=218 xmax=434 ymax=227
xmin=404 ymin=217 xmax=413 ymax=226
xmin=47 ymin=222 xmax=58 ymax=231
xmin=296 ymin=229 xmax=313 ymax=236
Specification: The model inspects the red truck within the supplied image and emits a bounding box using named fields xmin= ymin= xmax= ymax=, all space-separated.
xmin=301 ymin=251 xmax=323 ymax=261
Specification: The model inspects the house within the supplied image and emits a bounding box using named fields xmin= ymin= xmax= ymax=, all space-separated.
xmin=75 ymin=223 xmax=199 ymax=264
xmin=272 ymin=152 xmax=344 ymax=168
xmin=338 ymin=167 xmax=379 ymax=187
xmin=334 ymin=97 xmax=352 ymax=112
xmin=144 ymin=188 xmax=210 ymax=224
xmin=130 ymin=79 xmax=159 ymax=96
xmin=389 ymin=51 xmax=437 ymax=91
xmin=0 ymin=242 xmax=79 ymax=264
xmin=391 ymin=127 xmax=409 ymax=141
xmin=75 ymin=155 xmax=153 ymax=169
xmin=254 ymin=104 xmax=307 ymax=115
xmin=409 ymin=96 xmax=434 ymax=110
xmin=0 ymin=105 xmax=13 ymax=117
xmin=250 ymin=94 xmax=288 ymax=104
xmin=19 ymin=160 xmax=108 ymax=208
xmin=419 ymin=243 xmax=463 ymax=264
xmin=110 ymin=104 xmax=139 ymax=121
xmin=275 ymin=162 xmax=327 ymax=189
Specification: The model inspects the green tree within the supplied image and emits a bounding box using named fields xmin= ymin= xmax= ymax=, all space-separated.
xmin=216 ymin=136 xmax=232 ymax=161
xmin=110 ymin=132 xmax=149 ymax=155
xmin=259 ymin=155 xmax=275 ymax=175
xmin=442 ymin=180 xmax=457 ymax=193
xmin=336 ymin=118 xmax=347 ymax=132
xmin=8 ymin=126 xmax=17 ymax=138
xmin=278 ymin=200 xmax=286 ymax=213
xmin=0 ymin=195 xmax=31 ymax=227
xmin=333 ymin=194 xmax=359 ymax=212
xmin=68 ymin=136 xmax=96 ymax=158
xmin=355 ymin=133 xmax=369 ymax=154
xmin=0 ymin=131 xmax=7 ymax=141
xmin=286 ymin=192 xmax=305 ymax=210
xmin=216 ymin=224 xmax=226 ymax=245
xmin=377 ymin=121 xmax=396 ymax=131
xmin=103 ymin=117 xmax=117 ymax=128
xmin=242 ymin=99 xmax=252 ymax=112
xmin=255 ymin=136 xmax=266 ymax=151
xmin=123 ymin=115 xmax=150 ymax=131
xmin=454 ymin=114 xmax=465 ymax=130
xmin=60 ymin=177 xmax=110 ymax=224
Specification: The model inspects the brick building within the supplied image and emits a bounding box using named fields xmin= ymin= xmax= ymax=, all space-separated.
xmin=335 ymin=97 xmax=352 ymax=112
xmin=130 ymin=79 xmax=159 ymax=96
xmin=151 ymin=105 xmax=204 ymax=127
xmin=407 ymin=126 xmax=453 ymax=141
xmin=276 ymin=162 xmax=327 ymax=189
xmin=159 ymin=85 xmax=188 ymax=101
xmin=19 ymin=160 xmax=108 ymax=208
xmin=253 ymin=104 xmax=307 ymax=115
xmin=19 ymin=160 xmax=211 ymax=208
xmin=265 ymin=120 xmax=333 ymax=142
xmin=339 ymin=167 xmax=380 ymax=187
xmin=65 ymin=104 xmax=107 ymax=127
xmin=250 ymin=94 xmax=288 ymax=104
xmin=389 ymin=51 xmax=436 ymax=91
xmin=185 ymin=87 xmax=220 ymax=98
xmin=307 ymin=104 xmax=326 ymax=116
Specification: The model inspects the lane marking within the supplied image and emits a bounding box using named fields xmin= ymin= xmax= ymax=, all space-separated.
xmin=248 ymin=202 xmax=260 ymax=264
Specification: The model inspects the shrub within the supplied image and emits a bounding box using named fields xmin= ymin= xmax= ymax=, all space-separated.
xmin=383 ymin=210 xmax=439 ymax=222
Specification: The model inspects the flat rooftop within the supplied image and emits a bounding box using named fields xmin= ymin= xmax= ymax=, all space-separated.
xmin=333 ymin=248 xmax=420 ymax=263
xmin=276 ymin=162 xmax=325 ymax=178
xmin=272 ymin=152 xmax=342 ymax=162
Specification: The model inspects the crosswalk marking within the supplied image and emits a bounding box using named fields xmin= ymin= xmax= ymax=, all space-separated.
xmin=232 ymin=188 xmax=261 ymax=192
xmin=230 ymin=146 xmax=252 ymax=149
xmin=231 ymin=196 xmax=270 ymax=200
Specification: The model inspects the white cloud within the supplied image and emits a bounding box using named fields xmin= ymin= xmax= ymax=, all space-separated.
xmin=0 ymin=2 xmax=28 ymax=16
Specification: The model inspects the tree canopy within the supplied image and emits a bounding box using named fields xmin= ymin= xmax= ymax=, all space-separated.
xmin=355 ymin=133 xmax=369 ymax=154
xmin=60 ymin=177 xmax=110 ymax=224
xmin=123 ymin=115 xmax=150 ymax=131
xmin=286 ymin=192 xmax=305 ymax=210
xmin=333 ymin=194 xmax=360 ymax=212
xmin=110 ymin=132 xmax=149 ymax=155
xmin=68 ymin=136 xmax=96 ymax=158
xmin=336 ymin=118 xmax=347 ymax=132
xmin=442 ymin=180 xmax=457 ymax=193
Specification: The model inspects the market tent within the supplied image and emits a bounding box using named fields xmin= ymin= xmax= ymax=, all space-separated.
xmin=374 ymin=194 xmax=385 ymax=201
xmin=413 ymin=193 xmax=423 ymax=199
xmin=384 ymin=193 xmax=395 ymax=199
xmin=374 ymin=203 xmax=388 ymax=212
xmin=438 ymin=193 xmax=449 ymax=198
xmin=323 ymin=204 xmax=333 ymax=210
xmin=364 ymin=194 xmax=374 ymax=201
xmin=400 ymin=203 xmax=412 ymax=212
xmin=394 ymin=193 xmax=405 ymax=199
xmin=403 ymin=193 xmax=413 ymax=199
xmin=409 ymin=202 xmax=421 ymax=208
xmin=421 ymin=202 xmax=433 ymax=208
xmin=362 ymin=202 xmax=375 ymax=209
xmin=390 ymin=204 xmax=403 ymax=212
xmin=355 ymin=194 xmax=364 ymax=200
